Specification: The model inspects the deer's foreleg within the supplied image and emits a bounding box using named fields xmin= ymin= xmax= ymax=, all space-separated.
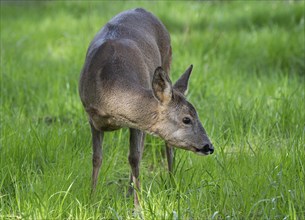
xmin=128 ymin=128 xmax=145 ymax=208
xmin=90 ymin=121 xmax=104 ymax=193
xmin=165 ymin=143 xmax=175 ymax=174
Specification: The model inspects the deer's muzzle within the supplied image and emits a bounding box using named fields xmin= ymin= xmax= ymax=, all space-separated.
xmin=194 ymin=143 xmax=214 ymax=155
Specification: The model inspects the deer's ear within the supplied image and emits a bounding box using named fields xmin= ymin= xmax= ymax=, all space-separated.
xmin=152 ymin=67 xmax=173 ymax=104
xmin=173 ymin=64 xmax=193 ymax=95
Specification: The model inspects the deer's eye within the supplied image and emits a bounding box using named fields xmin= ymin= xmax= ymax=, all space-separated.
xmin=182 ymin=117 xmax=191 ymax=125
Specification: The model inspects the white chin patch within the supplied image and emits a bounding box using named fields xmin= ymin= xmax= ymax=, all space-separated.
xmin=195 ymin=151 xmax=209 ymax=156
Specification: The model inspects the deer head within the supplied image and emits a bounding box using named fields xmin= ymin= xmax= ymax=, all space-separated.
xmin=152 ymin=65 xmax=214 ymax=155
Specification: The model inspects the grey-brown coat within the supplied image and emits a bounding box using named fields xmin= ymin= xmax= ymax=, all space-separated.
xmin=79 ymin=8 xmax=214 ymax=208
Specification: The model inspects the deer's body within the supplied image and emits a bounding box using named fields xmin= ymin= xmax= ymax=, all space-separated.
xmin=80 ymin=8 xmax=171 ymax=133
xmin=79 ymin=8 xmax=214 ymax=207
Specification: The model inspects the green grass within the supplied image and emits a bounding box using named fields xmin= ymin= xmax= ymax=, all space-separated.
xmin=1 ymin=1 xmax=304 ymax=219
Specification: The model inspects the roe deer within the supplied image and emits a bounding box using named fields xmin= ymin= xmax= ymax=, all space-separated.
xmin=79 ymin=8 xmax=214 ymax=207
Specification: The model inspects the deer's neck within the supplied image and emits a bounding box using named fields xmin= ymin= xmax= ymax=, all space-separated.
xmin=109 ymin=87 xmax=160 ymax=134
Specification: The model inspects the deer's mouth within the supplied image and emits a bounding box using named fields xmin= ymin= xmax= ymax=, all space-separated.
xmin=192 ymin=145 xmax=214 ymax=156
xmin=193 ymin=147 xmax=210 ymax=156
xmin=165 ymin=140 xmax=214 ymax=156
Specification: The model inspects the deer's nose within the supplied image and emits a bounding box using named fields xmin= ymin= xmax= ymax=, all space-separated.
xmin=203 ymin=144 xmax=214 ymax=154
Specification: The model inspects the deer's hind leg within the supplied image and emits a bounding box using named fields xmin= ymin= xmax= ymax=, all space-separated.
xmin=90 ymin=121 xmax=104 ymax=193
xmin=128 ymin=128 xmax=145 ymax=207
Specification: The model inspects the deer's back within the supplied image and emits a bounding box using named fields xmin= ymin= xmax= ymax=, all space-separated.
xmin=79 ymin=8 xmax=171 ymax=123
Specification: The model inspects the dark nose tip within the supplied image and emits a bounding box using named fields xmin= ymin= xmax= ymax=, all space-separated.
xmin=203 ymin=144 xmax=214 ymax=154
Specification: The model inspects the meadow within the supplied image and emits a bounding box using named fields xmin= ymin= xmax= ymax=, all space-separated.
xmin=1 ymin=1 xmax=304 ymax=219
